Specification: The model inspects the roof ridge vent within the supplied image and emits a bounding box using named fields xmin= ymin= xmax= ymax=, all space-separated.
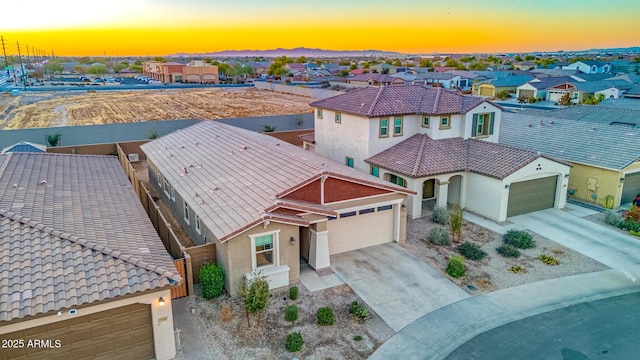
xmin=39 ymin=180 xmax=47 ymax=185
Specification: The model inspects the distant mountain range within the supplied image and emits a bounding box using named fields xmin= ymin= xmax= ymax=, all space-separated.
xmin=171 ymin=47 xmax=402 ymax=58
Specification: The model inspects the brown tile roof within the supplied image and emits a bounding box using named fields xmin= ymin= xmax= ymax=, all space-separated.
xmin=298 ymin=133 xmax=315 ymax=144
xmin=141 ymin=121 xmax=414 ymax=243
xmin=0 ymin=153 xmax=181 ymax=322
xmin=366 ymin=134 xmax=553 ymax=179
xmin=310 ymin=85 xmax=493 ymax=118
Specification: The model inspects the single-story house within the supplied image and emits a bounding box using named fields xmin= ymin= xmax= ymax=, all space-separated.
xmin=516 ymin=77 xmax=573 ymax=100
xmin=474 ymin=75 xmax=535 ymax=97
xmin=0 ymin=153 xmax=181 ymax=360
xmin=346 ymin=73 xmax=405 ymax=86
xmin=500 ymin=112 xmax=640 ymax=208
xmin=546 ymin=81 xmax=630 ymax=103
xmin=141 ymin=121 xmax=412 ymax=295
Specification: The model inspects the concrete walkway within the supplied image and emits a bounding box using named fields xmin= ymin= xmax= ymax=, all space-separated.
xmin=509 ymin=208 xmax=640 ymax=268
xmin=171 ymin=297 xmax=213 ymax=360
xmin=330 ymin=243 xmax=470 ymax=332
xmin=370 ymin=265 xmax=640 ymax=359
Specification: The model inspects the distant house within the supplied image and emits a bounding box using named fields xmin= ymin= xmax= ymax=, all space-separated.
xmin=516 ymin=77 xmax=574 ymax=100
xmin=143 ymin=60 xmax=219 ymax=83
xmin=562 ymin=60 xmax=611 ymax=74
xmin=0 ymin=153 xmax=181 ymax=360
xmin=369 ymin=63 xmax=398 ymax=74
xmin=473 ymin=75 xmax=534 ymax=97
xmin=545 ymin=80 xmax=629 ymax=103
xmin=346 ymin=73 xmax=405 ymax=86
xmin=610 ymin=60 xmax=640 ymax=74
xmin=512 ymin=61 xmax=537 ymax=70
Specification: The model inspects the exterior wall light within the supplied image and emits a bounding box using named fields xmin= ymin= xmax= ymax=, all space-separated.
xmin=159 ymin=297 xmax=165 ymax=306
xmin=564 ymin=174 xmax=570 ymax=178
xmin=504 ymin=184 xmax=510 ymax=189
xmin=290 ymin=237 xmax=296 ymax=245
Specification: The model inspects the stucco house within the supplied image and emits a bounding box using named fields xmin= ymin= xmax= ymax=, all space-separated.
xmin=141 ymin=121 xmax=412 ymax=295
xmin=346 ymin=73 xmax=405 ymax=86
xmin=500 ymin=112 xmax=640 ymax=208
xmin=309 ymin=85 xmax=570 ymax=221
xmin=515 ymin=77 xmax=573 ymax=100
xmin=562 ymin=60 xmax=611 ymax=74
xmin=545 ymin=81 xmax=629 ymax=103
xmin=473 ymin=75 xmax=534 ymax=97
xmin=0 ymin=153 xmax=181 ymax=360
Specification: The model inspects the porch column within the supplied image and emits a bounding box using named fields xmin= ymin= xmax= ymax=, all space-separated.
xmin=410 ymin=180 xmax=423 ymax=219
xmin=436 ymin=181 xmax=450 ymax=207
xmin=309 ymin=222 xmax=330 ymax=270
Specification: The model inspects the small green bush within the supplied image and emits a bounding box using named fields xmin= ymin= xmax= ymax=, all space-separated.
xmin=432 ymin=206 xmax=449 ymax=225
xmin=428 ymin=226 xmax=451 ymax=246
xmin=446 ymin=255 xmax=466 ymax=278
xmin=285 ymin=305 xmax=298 ymax=322
xmin=503 ymin=230 xmax=535 ymax=249
xmin=539 ymin=254 xmax=559 ymax=265
xmin=353 ymin=335 xmax=363 ymax=341
xmin=618 ymin=219 xmax=640 ymax=232
xmin=348 ymin=301 xmax=371 ymax=321
xmin=508 ymin=265 xmax=524 ymax=274
xmin=457 ymin=242 xmax=487 ymax=260
xmin=199 ymin=262 xmax=225 ymax=299
xmin=285 ymin=332 xmax=304 ymax=352
xmin=605 ymin=211 xmax=621 ymax=226
xmin=497 ymin=244 xmax=521 ymax=258
xmin=289 ymin=286 xmax=299 ymax=301
xmin=316 ymin=307 xmax=335 ymax=326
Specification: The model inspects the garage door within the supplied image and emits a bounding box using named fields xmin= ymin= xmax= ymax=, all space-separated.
xmin=480 ymin=86 xmax=494 ymax=97
xmin=507 ymin=176 xmax=557 ymax=217
xmin=519 ymin=89 xmax=535 ymax=99
xmin=1 ymin=303 xmax=154 ymax=360
xmin=548 ymin=91 xmax=563 ymax=102
xmin=621 ymin=172 xmax=640 ymax=204
xmin=327 ymin=205 xmax=395 ymax=255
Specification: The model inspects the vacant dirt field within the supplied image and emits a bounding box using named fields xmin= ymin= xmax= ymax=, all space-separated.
xmin=1 ymin=88 xmax=312 ymax=129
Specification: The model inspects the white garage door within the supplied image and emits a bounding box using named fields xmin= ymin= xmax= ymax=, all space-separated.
xmin=327 ymin=205 xmax=395 ymax=255
xmin=548 ymin=91 xmax=563 ymax=102
xmin=186 ymin=74 xmax=201 ymax=82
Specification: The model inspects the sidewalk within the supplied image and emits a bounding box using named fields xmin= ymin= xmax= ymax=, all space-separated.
xmin=171 ymin=297 xmax=212 ymax=360
xmin=370 ymin=265 xmax=640 ymax=360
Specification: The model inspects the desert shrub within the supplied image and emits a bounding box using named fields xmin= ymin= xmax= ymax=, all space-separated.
xmin=428 ymin=226 xmax=451 ymax=246
xmin=496 ymin=90 xmax=510 ymax=100
xmin=316 ymin=307 xmax=335 ymax=326
xmin=503 ymin=230 xmax=535 ymax=249
xmin=285 ymin=332 xmax=304 ymax=352
xmin=619 ymin=219 xmax=640 ymax=232
xmin=220 ymin=304 xmax=232 ymax=323
xmin=432 ymin=206 xmax=449 ymax=225
xmin=348 ymin=301 xmax=371 ymax=321
xmin=285 ymin=305 xmax=298 ymax=322
xmin=289 ymin=286 xmax=299 ymax=301
xmin=624 ymin=205 xmax=640 ymax=221
xmin=528 ymin=97 xmax=537 ymax=103
xmin=200 ymin=262 xmax=225 ymax=299
xmin=446 ymin=255 xmax=466 ymax=278
xmin=508 ymin=265 xmax=524 ymax=274
xmin=539 ymin=254 xmax=559 ymax=265
xmin=604 ymin=211 xmax=621 ymax=226
xmin=457 ymin=242 xmax=487 ymax=260
xmin=497 ymin=244 xmax=521 ymax=258
xmin=450 ymin=205 xmax=463 ymax=242
xmin=353 ymin=335 xmax=363 ymax=341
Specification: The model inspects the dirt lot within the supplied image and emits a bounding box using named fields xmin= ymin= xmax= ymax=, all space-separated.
xmin=1 ymin=88 xmax=312 ymax=129
xmin=183 ymin=284 xmax=393 ymax=360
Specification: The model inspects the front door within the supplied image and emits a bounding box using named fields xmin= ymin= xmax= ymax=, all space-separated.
xmin=423 ymin=179 xmax=435 ymax=199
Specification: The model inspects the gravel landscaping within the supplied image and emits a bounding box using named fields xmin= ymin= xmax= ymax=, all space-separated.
xmin=180 ymin=283 xmax=394 ymax=360
xmin=401 ymin=213 xmax=609 ymax=294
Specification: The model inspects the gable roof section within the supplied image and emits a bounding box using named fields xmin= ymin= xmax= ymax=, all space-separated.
xmin=310 ymin=85 xmax=495 ymax=118
xmin=365 ymin=134 xmax=552 ymax=179
xmin=0 ymin=153 xmax=181 ymax=322
xmin=141 ymin=121 xmax=412 ymax=242
xmin=1 ymin=141 xmax=47 ymax=154
xmin=499 ymin=113 xmax=640 ymax=170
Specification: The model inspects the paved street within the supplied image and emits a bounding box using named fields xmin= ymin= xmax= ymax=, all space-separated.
xmin=446 ymin=292 xmax=640 ymax=360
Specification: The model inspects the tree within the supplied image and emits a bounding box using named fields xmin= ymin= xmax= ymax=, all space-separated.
xmin=295 ymin=56 xmax=307 ymax=64
xmin=73 ymin=65 xmax=86 ymax=74
xmin=444 ymin=58 xmax=460 ymax=68
xmin=338 ymin=59 xmax=351 ymax=66
xmin=633 ymin=57 xmax=640 ymax=63
xmin=460 ymin=56 xmax=476 ymax=63
xmin=86 ymin=64 xmax=108 ymax=76
xmin=44 ymin=61 xmax=64 ymax=74
xmin=582 ymin=93 xmax=605 ymax=105
xmin=392 ymin=59 xmax=402 ymax=66
xmin=349 ymin=64 xmax=358 ymax=70
xmin=468 ymin=62 xmax=488 ymax=70
xmin=239 ymin=272 xmax=270 ymax=327
xmin=338 ymin=69 xmax=350 ymax=77
xmin=113 ymin=62 xmax=129 ymax=73
xmin=217 ymin=63 xmax=231 ymax=77
xmin=381 ymin=68 xmax=389 ymax=74
xmin=558 ymin=92 xmax=572 ymax=106
xmin=134 ymin=59 xmax=142 ymax=66
xmin=153 ymin=56 xmax=166 ymax=62
xmin=525 ymin=55 xmax=536 ymax=61
xmin=45 ymin=132 xmax=62 ymax=147
xmin=514 ymin=55 xmax=523 ymax=62
xmin=419 ymin=59 xmax=433 ymax=68
xmin=496 ymin=90 xmax=511 ymax=100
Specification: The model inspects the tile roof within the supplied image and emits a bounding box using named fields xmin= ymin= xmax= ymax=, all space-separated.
xmin=500 ymin=112 xmax=640 ymax=170
xmin=298 ymin=133 xmax=316 ymax=144
xmin=0 ymin=153 xmax=181 ymax=322
xmin=310 ymin=85 xmax=493 ymax=118
xmin=347 ymin=74 xmax=402 ymax=83
xmin=140 ymin=121 xmax=413 ymax=242
xmin=522 ymin=105 xmax=640 ymax=127
xmin=490 ymin=75 xmax=535 ymax=87
xmin=520 ymin=76 xmax=574 ymax=90
xmin=366 ymin=135 xmax=550 ymax=179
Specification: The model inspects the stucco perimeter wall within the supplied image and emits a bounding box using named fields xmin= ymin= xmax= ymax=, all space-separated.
xmin=568 ymin=163 xmax=622 ymax=207
xmin=254 ymin=81 xmax=342 ymax=99
xmin=465 ymin=173 xmax=505 ymax=221
xmin=0 ymin=289 xmax=176 ymax=360
xmin=223 ymin=222 xmax=300 ymax=296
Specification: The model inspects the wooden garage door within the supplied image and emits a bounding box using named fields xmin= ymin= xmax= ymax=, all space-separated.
xmin=622 ymin=172 xmax=640 ymax=204
xmin=507 ymin=176 xmax=557 ymax=217
xmin=327 ymin=205 xmax=395 ymax=255
xmin=480 ymin=86 xmax=494 ymax=97
xmin=1 ymin=303 xmax=154 ymax=360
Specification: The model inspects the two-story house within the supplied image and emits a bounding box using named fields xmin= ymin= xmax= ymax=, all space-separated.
xmin=309 ymin=85 xmax=570 ymax=221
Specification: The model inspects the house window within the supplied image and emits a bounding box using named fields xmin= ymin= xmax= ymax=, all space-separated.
xmin=422 ymin=117 xmax=430 ymax=128
xmin=183 ymin=200 xmax=190 ymax=224
xmin=195 ymin=215 xmax=201 ymax=234
xmin=440 ymin=117 xmax=450 ymax=129
xmin=472 ymin=113 xmax=494 ymax=137
xmin=251 ymin=231 xmax=280 ymax=269
xmin=393 ymin=117 xmax=403 ymax=136
xmin=340 ymin=211 xmax=357 ymax=218
xmin=163 ymin=177 xmax=171 ymax=197
xmin=370 ymin=166 xmax=379 ymax=177
xmin=345 ymin=156 xmax=354 ymax=168
xmin=385 ymin=173 xmax=407 ymax=188
xmin=377 ymin=204 xmax=393 ymax=211
xmin=317 ymin=108 xmax=323 ymax=119
xmin=359 ymin=208 xmax=375 ymax=215
xmin=171 ymin=187 xmax=175 ymax=201
xmin=157 ymin=172 xmax=163 ymax=186
xmin=335 ymin=112 xmax=341 ymax=123
xmin=572 ymin=92 xmax=579 ymax=100
xmin=379 ymin=119 xmax=389 ymax=137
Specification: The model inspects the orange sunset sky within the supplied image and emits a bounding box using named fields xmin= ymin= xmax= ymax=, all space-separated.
xmin=3 ymin=0 xmax=639 ymax=56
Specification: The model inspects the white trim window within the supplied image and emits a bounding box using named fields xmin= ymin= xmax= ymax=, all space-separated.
xmin=195 ymin=215 xmax=201 ymax=234
xmin=183 ymin=200 xmax=190 ymax=224
xmin=163 ymin=177 xmax=171 ymax=197
xmin=157 ymin=172 xmax=163 ymax=186
xmin=250 ymin=230 xmax=280 ymax=269
xmin=171 ymin=187 xmax=176 ymax=201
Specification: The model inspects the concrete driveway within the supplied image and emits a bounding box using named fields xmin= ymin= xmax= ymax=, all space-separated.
xmin=330 ymin=243 xmax=470 ymax=332
xmin=509 ymin=208 xmax=640 ymax=268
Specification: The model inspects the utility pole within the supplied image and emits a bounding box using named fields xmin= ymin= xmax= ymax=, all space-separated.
xmin=1 ymin=36 xmax=7 ymax=69
xmin=26 ymin=45 xmax=31 ymax=66
xmin=17 ymin=41 xmax=25 ymax=91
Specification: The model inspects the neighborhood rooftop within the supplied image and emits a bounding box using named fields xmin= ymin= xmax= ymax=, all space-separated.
xmin=500 ymin=113 xmax=640 ymax=170
xmin=0 ymin=153 xmax=181 ymax=322
xmin=520 ymin=105 xmax=640 ymax=127
xmin=310 ymin=85 xmax=494 ymax=117
xmin=365 ymin=134 xmax=558 ymax=179
xmin=140 ymin=121 xmax=412 ymax=242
